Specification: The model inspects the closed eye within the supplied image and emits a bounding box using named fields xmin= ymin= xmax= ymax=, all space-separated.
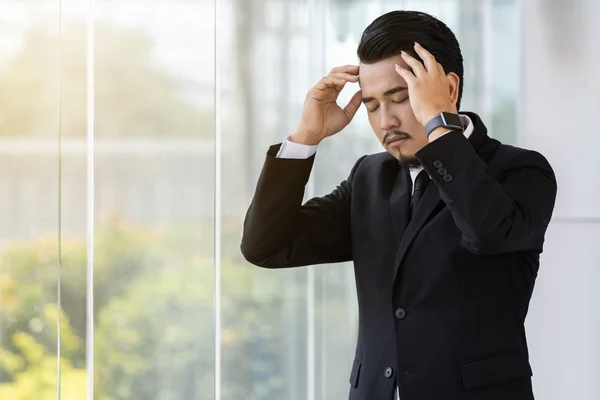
xmin=367 ymin=98 xmax=408 ymax=113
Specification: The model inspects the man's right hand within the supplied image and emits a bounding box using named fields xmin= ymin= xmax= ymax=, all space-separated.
xmin=290 ymin=65 xmax=363 ymax=146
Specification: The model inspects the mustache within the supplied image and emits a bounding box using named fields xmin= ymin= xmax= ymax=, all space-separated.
xmin=382 ymin=130 xmax=411 ymax=145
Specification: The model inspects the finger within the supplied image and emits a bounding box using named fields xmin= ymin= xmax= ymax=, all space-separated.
xmin=330 ymin=65 xmax=360 ymax=75
xmin=329 ymin=72 xmax=359 ymax=83
xmin=437 ymin=62 xmax=445 ymax=75
xmin=315 ymin=76 xmax=346 ymax=91
xmin=400 ymin=51 xmax=426 ymax=77
xmin=394 ymin=63 xmax=417 ymax=85
xmin=343 ymin=90 xmax=363 ymax=120
xmin=413 ymin=42 xmax=438 ymax=74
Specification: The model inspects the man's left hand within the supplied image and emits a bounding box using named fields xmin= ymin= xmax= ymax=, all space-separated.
xmin=394 ymin=42 xmax=457 ymax=128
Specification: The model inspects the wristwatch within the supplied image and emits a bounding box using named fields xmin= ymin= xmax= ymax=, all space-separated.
xmin=424 ymin=112 xmax=463 ymax=138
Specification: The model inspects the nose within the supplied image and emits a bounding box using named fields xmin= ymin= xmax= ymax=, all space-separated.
xmin=379 ymin=107 xmax=401 ymax=132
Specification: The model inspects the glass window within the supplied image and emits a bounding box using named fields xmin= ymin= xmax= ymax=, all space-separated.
xmin=4 ymin=1 xmax=567 ymax=399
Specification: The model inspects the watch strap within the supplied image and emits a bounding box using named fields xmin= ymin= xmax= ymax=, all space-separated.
xmin=424 ymin=112 xmax=462 ymax=137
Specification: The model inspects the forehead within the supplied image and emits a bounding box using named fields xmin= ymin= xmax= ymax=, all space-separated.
xmin=359 ymin=55 xmax=408 ymax=98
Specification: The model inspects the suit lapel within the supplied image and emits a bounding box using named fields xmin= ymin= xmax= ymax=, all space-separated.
xmin=393 ymin=178 xmax=444 ymax=280
xmin=390 ymin=112 xmax=493 ymax=282
xmin=389 ymin=164 xmax=411 ymax=246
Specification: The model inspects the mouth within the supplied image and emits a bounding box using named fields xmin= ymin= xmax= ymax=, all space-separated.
xmin=386 ymin=135 xmax=409 ymax=148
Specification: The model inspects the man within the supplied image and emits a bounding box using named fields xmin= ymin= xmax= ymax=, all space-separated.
xmin=241 ymin=10 xmax=557 ymax=400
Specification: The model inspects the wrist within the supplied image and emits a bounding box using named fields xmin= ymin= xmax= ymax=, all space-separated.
xmin=290 ymin=131 xmax=321 ymax=146
xmin=423 ymin=108 xmax=461 ymax=141
xmin=427 ymin=127 xmax=451 ymax=142
xmin=420 ymin=105 xmax=457 ymax=127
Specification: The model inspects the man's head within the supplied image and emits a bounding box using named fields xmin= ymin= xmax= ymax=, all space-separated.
xmin=357 ymin=11 xmax=464 ymax=165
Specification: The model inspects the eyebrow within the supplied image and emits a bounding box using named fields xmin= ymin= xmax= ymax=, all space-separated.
xmin=362 ymin=86 xmax=408 ymax=103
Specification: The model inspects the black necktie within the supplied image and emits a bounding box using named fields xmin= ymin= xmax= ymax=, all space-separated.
xmin=411 ymin=170 xmax=429 ymax=219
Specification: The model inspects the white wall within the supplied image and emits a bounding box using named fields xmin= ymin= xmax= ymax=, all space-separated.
xmin=520 ymin=0 xmax=600 ymax=399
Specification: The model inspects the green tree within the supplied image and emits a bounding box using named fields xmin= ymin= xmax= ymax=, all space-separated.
xmin=0 ymin=215 xmax=301 ymax=399
xmin=0 ymin=214 xmax=168 ymax=369
xmin=93 ymin=256 xmax=298 ymax=400
xmin=0 ymin=305 xmax=88 ymax=400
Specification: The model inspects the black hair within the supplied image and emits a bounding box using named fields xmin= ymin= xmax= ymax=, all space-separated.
xmin=357 ymin=10 xmax=464 ymax=110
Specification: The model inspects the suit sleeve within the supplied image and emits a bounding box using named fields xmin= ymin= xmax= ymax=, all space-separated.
xmin=240 ymin=143 xmax=365 ymax=268
xmin=415 ymin=131 xmax=557 ymax=255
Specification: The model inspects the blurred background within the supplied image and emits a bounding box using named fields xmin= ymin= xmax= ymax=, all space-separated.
xmin=0 ymin=0 xmax=597 ymax=399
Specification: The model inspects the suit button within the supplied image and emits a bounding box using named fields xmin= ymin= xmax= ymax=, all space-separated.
xmin=384 ymin=367 xmax=394 ymax=379
xmin=437 ymin=167 xmax=447 ymax=175
xmin=394 ymin=308 xmax=407 ymax=320
xmin=433 ymin=160 xmax=443 ymax=168
xmin=443 ymin=174 xmax=453 ymax=182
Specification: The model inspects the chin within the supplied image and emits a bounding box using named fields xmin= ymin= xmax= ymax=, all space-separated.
xmin=384 ymin=145 xmax=418 ymax=165
xmin=386 ymin=149 xmax=401 ymax=161
xmin=397 ymin=154 xmax=419 ymax=167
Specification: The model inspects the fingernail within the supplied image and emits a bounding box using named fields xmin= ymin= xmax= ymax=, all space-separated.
xmin=414 ymin=42 xmax=420 ymax=47
xmin=395 ymin=64 xmax=401 ymax=69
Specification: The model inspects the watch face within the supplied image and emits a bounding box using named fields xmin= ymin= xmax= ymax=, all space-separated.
xmin=440 ymin=112 xmax=462 ymax=128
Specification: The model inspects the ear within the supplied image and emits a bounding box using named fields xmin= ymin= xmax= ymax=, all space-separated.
xmin=446 ymin=72 xmax=460 ymax=106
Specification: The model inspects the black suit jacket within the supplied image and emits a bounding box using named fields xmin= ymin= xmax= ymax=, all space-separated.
xmin=241 ymin=112 xmax=557 ymax=400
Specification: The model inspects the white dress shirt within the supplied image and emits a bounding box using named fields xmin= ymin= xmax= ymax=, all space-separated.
xmin=276 ymin=115 xmax=474 ymax=398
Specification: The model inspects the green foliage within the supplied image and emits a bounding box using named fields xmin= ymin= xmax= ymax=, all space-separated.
xmin=0 ymin=306 xmax=86 ymax=400
xmin=0 ymin=215 xmax=298 ymax=399
xmin=0 ymin=214 xmax=166 ymax=366
xmin=94 ymin=257 xmax=215 ymax=400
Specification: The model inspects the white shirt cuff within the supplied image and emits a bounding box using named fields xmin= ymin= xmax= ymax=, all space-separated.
xmin=276 ymin=136 xmax=318 ymax=159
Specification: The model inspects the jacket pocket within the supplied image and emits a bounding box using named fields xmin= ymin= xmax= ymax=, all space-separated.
xmin=349 ymin=359 xmax=361 ymax=388
xmin=460 ymin=349 xmax=532 ymax=391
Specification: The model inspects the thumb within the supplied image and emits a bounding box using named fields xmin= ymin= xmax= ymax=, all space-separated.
xmin=343 ymin=90 xmax=363 ymax=121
